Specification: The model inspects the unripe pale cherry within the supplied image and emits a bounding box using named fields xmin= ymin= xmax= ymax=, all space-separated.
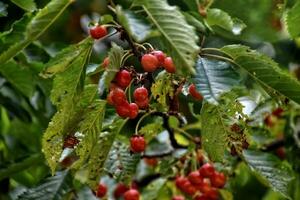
xmin=163 ymin=57 xmax=176 ymax=73
xmin=89 ymin=25 xmax=107 ymax=39
xmin=130 ymin=135 xmax=146 ymax=153
xmin=141 ymin=54 xmax=159 ymax=72
xmin=124 ymin=189 xmax=140 ymax=200
xmin=115 ymin=70 xmax=132 ymax=88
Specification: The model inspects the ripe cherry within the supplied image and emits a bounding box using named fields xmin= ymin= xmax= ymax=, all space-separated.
xmin=89 ymin=25 xmax=108 ymax=39
xmin=181 ymin=180 xmax=197 ymax=196
xmin=141 ymin=54 xmax=159 ymax=72
xmin=114 ymin=183 xmax=129 ymax=199
xmin=124 ymin=189 xmax=140 ymax=200
xmin=210 ymin=172 xmax=226 ymax=188
xmin=111 ymin=88 xmax=126 ymax=105
xmin=163 ymin=57 xmax=176 ymax=73
xmin=194 ymin=195 xmax=210 ymax=200
xmin=189 ymin=84 xmax=203 ymax=101
xmin=272 ymin=107 xmax=284 ymax=117
xmin=151 ymin=50 xmax=166 ymax=65
xmin=116 ymin=70 xmax=132 ymax=88
xmin=135 ymin=98 xmax=149 ymax=109
xmin=129 ymin=103 xmax=139 ymax=119
xmin=172 ymin=196 xmax=185 ymax=200
xmin=199 ymin=163 xmax=215 ymax=178
xmin=205 ymin=187 xmax=219 ymax=200
xmin=96 ymin=183 xmax=107 ymax=198
xmin=275 ymin=147 xmax=286 ymax=160
xmin=188 ymin=170 xmax=203 ymax=185
xmin=196 ymin=179 xmax=211 ymax=194
xmin=134 ymin=87 xmax=148 ymax=102
xmin=144 ymin=158 xmax=158 ymax=167
xmin=116 ymin=102 xmax=130 ymax=118
xmin=103 ymin=57 xmax=109 ymax=68
xmin=130 ymin=135 xmax=146 ymax=153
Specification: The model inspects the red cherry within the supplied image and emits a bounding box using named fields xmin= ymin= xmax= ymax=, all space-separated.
xmin=199 ymin=163 xmax=215 ymax=178
xmin=163 ymin=57 xmax=176 ymax=73
xmin=194 ymin=195 xmax=210 ymax=200
xmin=196 ymin=179 xmax=211 ymax=194
xmin=103 ymin=57 xmax=109 ymax=68
xmin=205 ymin=187 xmax=219 ymax=200
xmin=175 ymin=176 xmax=188 ymax=190
xmin=116 ymin=102 xmax=130 ymax=118
xmin=107 ymin=91 xmax=115 ymax=105
xmin=275 ymin=147 xmax=286 ymax=160
xmin=172 ymin=196 xmax=185 ymax=200
xmin=135 ymin=98 xmax=149 ymax=110
xmin=210 ymin=172 xmax=226 ymax=188
xmin=134 ymin=87 xmax=148 ymax=102
xmin=151 ymin=50 xmax=166 ymax=65
xmin=89 ymin=25 xmax=108 ymax=39
xmin=96 ymin=183 xmax=107 ymax=198
xmin=144 ymin=158 xmax=158 ymax=167
xmin=181 ymin=180 xmax=197 ymax=196
xmin=189 ymin=84 xmax=203 ymax=101
xmin=124 ymin=189 xmax=140 ymax=200
xmin=264 ymin=114 xmax=276 ymax=127
xmin=114 ymin=183 xmax=129 ymax=199
xmin=130 ymin=135 xmax=146 ymax=153
xmin=129 ymin=103 xmax=139 ymax=119
xmin=141 ymin=54 xmax=159 ymax=72
xmin=188 ymin=170 xmax=203 ymax=185
xmin=111 ymin=88 xmax=127 ymax=105
xmin=272 ymin=107 xmax=284 ymax=117
xmin=116 ymin=70 xmax=132 ymax=88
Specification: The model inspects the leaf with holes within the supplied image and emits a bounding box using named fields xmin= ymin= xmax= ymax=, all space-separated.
xmin=193 ymin=57 xmax=240 ymax=104
xmin=133 ymin=0 xmax=200 ymax=75
xmin=243 ymin=150 xmax=293 ymax=199
xmin=221 ymin=45 xmax=300 ymax=104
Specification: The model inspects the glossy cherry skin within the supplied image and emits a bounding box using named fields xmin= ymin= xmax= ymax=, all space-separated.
xmin=151 ymin=50 xmax=166 ymax=65
xmin=89 ymin=25 xmax=107 ymax=39
xmin=189 ymin=84 xmax=203 ymax=101
xmin=96 ymin=183 xmax=107 ymax=198
xmin=123 ymin=189 xmax=140 ymax=200
xmin=210 ymin=172 xmax=226 ymax=188
xmin=199 ymin=163 xmax=215 ymax=178
xmin=116 ymin=102 xmax=130 ymax=118
xmin=129 ymin=103 xmax=139 ymax=119
xmin=163 ymin=57 xmax=176 ymax=73
xmin=111 ymin=88 xmax=127 ymax=105
xmin=130 ymin=135 xmax=146 ymax=153
xmin=188 ymin=170 xmax=203 ymax=185
xmin=115 ymin=70 xmax=132 ymax=88
xmin=141 ymin=54 xmax=159 ymax=72
xmin=134 ymin=87 xmax=148 ymax=102
xmin=114 ymin=183 xmax=129 ymax=199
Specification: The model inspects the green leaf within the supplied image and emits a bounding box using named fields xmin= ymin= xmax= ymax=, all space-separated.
xmin=0 ymin=60 xmax=35 ymax=97
xmin=104 ymin=141 xmax=140 ymax=183
xmin=183 ymin=12 xmax=207 ymax=34
xmin=193 ymin=57 xmax=240 ymax=104
xmin=141 ymin=178 xmax=167 ymax=200
xmin=86 ymin=119 xmax=126 ymax=188
xmin=151 ymin=72 xmax=174 ymax=109
xmin=41 ymin=38 xmax=93 ymax=78
xmin=0 ymin=1 xmax=8 ymax=17
xmin=0 ymin=0 xmax=73 ymax=65
xmin=98 ymin=43 xmax=125 ymax=95
xmin=10 ymin=0 xmax=36 ymax=12
xmin=72 ymin=100 xmax=106 ymax=169
xmin=201 ymin=102 xmax=228 ymax=162
xmin=206 ymin=8 xmax=246 ymax=35
xmin=116 ymin=6 xmax=152 ymax=42
xmin=133 ymin=0 xmax=200 ymax=75
xmin=221 ymin=45 xmax=300 ymax=105
xmin=17 ymin=170 xmax=72 ymax=200
xmin=243 ymin=150 xmax=293 ymax=199
xmin=139 ymin=122 xmax=164 ymax=141
xmin=286 ymin=1 xmax=300 ymax=38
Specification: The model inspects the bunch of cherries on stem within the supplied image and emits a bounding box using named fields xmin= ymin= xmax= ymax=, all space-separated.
xmin=173 ymin=163 xmax=227 ymax=200
xmin=95 ymin=182 xmax=140 ymax=200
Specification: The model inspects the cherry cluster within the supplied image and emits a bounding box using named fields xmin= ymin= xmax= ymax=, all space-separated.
xmin=141 ymin=50 xmax=175 ymax=73
xmin=95 ymin=182 xmax=140 ymax=200
xmin=174 ymin=163 xmax=226 ymax=200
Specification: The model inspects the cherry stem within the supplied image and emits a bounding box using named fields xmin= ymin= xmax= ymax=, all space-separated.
xmin=135 ymin=111 xmax=153 ymax=134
